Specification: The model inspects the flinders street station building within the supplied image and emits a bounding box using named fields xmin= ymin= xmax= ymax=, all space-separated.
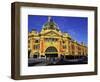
xmin=28 ymin=17 xmax=87 ymax=59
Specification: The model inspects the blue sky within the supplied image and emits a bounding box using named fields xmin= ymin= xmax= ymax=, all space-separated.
xmin=28 ymin=15 xmax=88 ymax=45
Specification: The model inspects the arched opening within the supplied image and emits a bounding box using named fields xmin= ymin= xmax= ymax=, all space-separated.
xmin=45 ymin=47 xmax=58 ymax=57
xmin=33 ymin=52 xmax=39 ymax=58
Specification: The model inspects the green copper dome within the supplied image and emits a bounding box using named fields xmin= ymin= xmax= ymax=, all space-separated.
xmin=42 ymin=17 xmax=60 ymax=31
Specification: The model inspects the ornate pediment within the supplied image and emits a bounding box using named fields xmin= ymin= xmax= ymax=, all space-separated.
xmin=43 ymin=31 xmax=61 ymax=37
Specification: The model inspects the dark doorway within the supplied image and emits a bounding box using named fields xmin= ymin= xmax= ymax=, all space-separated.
xmin=45 ymin=54 xmax=58 ymax=57
xmin=28 ymin=50 xmax=31 ymax=58
xmin=33 ymin=52 xmax=39 ymax=58
xmin=45 ymin=47 xmax=58 ymax=57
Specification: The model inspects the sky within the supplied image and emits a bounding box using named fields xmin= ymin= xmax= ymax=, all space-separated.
xmin=28 ymin=15 xmax=88 ymax=45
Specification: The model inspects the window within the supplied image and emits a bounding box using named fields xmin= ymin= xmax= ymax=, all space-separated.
xmin=45 ymin=38 xmax=58 ymax=42
xmin=78 ymin=47 xmax=81 ymax=50
xmin=62 ymin=41 xmax=65 ymax=44
xmin=28 ymin=40 xmax=30 ymax=43
xmin=63 ymin=45 xmax=66 ymax=49
xmin=72 ymin=45 xmax=75 ymax=49
xmin=33 ymin=45 xmax=40 ymax=50
xmin=35 ymin=39 xmax=39 ymax=43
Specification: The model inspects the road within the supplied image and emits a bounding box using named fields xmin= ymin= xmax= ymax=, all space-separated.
xmin=28 ymin=57 xmax=88 ymax=66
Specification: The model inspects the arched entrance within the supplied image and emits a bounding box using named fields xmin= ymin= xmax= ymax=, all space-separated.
xmin=33 ymin=52 xmax=39 ymax=58
xmin=45 ymin=47 xmax=58 ymax=58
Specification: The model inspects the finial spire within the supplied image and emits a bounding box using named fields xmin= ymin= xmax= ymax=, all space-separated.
xmin=48 ymin=16 xmax=52 ymax=22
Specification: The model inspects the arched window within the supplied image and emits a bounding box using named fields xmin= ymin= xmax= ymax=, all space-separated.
xmin=45 ymin=47 xmax=58 ymax=52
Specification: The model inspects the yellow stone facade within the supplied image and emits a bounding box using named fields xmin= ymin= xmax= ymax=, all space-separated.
xmin=28 ymin=17 xmax=87 ymax=58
